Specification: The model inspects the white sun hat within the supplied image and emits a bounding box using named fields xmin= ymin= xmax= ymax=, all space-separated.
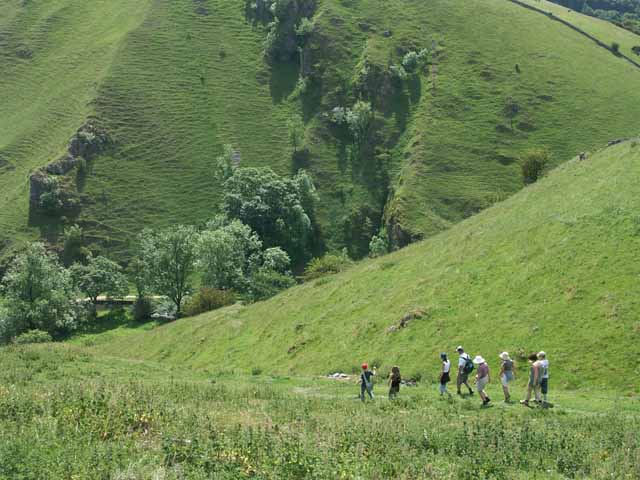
xmin=456 ymin=345 xmax=464 ymax=351
xmin=499 ymin=352 xmax=510 ymax=360
xmin=473 ymin=355 xmax=485 ymax=364
xmin=537 ymin=351 xmax=546 ymax=358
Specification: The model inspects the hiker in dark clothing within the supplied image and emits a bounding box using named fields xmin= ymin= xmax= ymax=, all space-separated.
xmin=360 ymin=363 xmax=376 ymax=401
xmin=388 ymin=366 xmax=401 ymax=399
xmin=439 ymin=353 xmax=452 ymax=398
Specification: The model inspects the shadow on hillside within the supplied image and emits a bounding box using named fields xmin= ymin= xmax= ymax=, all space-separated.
xmin=27 ymin=208 xmax=63 ymax=244
xmin=292 ymin=148 xmax=311 ymax=171
xmin=390 ymin=75 xmax=421 ymax=131
xmin=301 ymin=76 xmax=323 ymax=121
xmin=408 ymin=75 xmax=422 ymax=105
xmin=63 ymin=307 xmax=160 ymax=341
xmin=269 ymin=62 xmax=298 ymax=103
xmin=336 ymin=142 xmax=349 ymax=174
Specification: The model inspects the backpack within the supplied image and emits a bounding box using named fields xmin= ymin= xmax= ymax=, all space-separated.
xmin=462 ymin=355 xmax=474 ymax=374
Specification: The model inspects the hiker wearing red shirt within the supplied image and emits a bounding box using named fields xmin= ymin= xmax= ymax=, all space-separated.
xmin=359 ymin=363 xmax=376 ymax=401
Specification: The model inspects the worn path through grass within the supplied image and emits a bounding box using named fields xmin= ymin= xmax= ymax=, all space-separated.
xmin=1 ymin=344 xmax=639 ymax=479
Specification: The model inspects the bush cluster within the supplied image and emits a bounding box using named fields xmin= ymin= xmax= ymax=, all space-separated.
xmin=183 ymin=288 xmax=236 ymax=317
xmin=303 ymin=250 xmax=353 ymax=280
xmin=132 ymin=297 xmax=154 ymax=322
xmin=520 ymin=149 xmax=550 ymax=185
xmin=13 ymin=329 xmax=53 ymax=345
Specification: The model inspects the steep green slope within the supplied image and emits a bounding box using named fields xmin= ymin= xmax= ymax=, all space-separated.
xmin=0 ymin=0 xmax=152 ymax=249
xmin=385 ymin=0 xmax=640 ymax=240
xmin=525 ymin=0 xmax=640 ymax=58
xmin=1 ymin=0 xmax=640 ymax=258
xmin=92 ymin=140 xmax=640 ymax=391
xmin=546 ymin=0 xmax=640 ymax=36
xmin=79 ymin=1 xmax=299 ymax=254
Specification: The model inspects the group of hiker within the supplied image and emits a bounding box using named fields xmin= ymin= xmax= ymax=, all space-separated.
xmin=359 ymin=346 xmax=550 ymax=407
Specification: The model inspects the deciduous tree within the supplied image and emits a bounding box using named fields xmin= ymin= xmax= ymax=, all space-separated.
xmin=139 ymin=225 xmax=199 ymax=317
xmin=1 ymin=243 xmax=82 ymax=341
xmin=70 ymin=255 xmax=128 ymax=306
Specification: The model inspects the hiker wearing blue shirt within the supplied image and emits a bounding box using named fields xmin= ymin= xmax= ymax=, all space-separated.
xmin=360 ymin=363 xmax=376 ymax=401
xmin=456 ymin=346 xmax=474 ymax=396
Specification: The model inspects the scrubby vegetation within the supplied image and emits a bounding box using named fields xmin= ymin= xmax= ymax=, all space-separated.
xmin=302 ymin=250 xmax=353 ymax=280
xmin=183 ymin=288 xmax=236 ymax=317
xmin=519 ymin=149 xmax=550 ymax=184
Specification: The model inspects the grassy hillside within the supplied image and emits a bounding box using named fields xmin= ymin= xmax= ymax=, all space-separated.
xmin=0 ymin=0 xmax=152 ymax=251
xmin=520 ymin=0 xmax=640 ymax=58
xmin=546 ymin=0 xmax=640 ymax=36
xmin=1 ymin=0 xmax=640 ymax=258
xmin=385 ymin=0 xmax=640 ymax=239
xmin=90 ymin=140 xmax=640 ymax=392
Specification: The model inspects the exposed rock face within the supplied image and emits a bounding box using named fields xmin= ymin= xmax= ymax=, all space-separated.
xmin=385 ymin=212 xmax=422 ymax=249
xmin=387 ymin=308 xmax=428 ymax=333
xmin=45 ymin=154 xmax=78 ymax=175
xmin=29 ymin=120 xmax=110 ymax=210
xmin=29 ymin=170 xmax=55 ymax=206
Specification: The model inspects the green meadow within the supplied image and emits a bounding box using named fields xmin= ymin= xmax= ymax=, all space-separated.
xmin=1 ymin=344 xmax=638 ymax=479
xmin=2 ymin=1 xmax=640 ymax=478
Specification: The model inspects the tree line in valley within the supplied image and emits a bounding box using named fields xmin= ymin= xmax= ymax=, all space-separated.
xmin=0 ymin=147 xmax=389 ymax=344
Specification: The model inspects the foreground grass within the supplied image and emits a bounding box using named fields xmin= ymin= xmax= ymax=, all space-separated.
xmin=0 ymin=344 xmax=638 ymax=479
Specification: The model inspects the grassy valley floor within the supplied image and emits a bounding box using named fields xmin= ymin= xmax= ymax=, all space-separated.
xmin=0 ymin=344 xmax=638 ymax=479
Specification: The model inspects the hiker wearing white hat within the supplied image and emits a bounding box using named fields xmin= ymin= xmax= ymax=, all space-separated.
xmin=455 ymin=346 xmax=474 ymax=396
xmin=473 ymin=355 xmax=491 ymax=406
xmin=498 ymin=352 xmax=515 ymax=402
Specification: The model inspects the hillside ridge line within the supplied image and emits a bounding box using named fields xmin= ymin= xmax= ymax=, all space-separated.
xmin=506 ymin=0 xmax=640 ymax=70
